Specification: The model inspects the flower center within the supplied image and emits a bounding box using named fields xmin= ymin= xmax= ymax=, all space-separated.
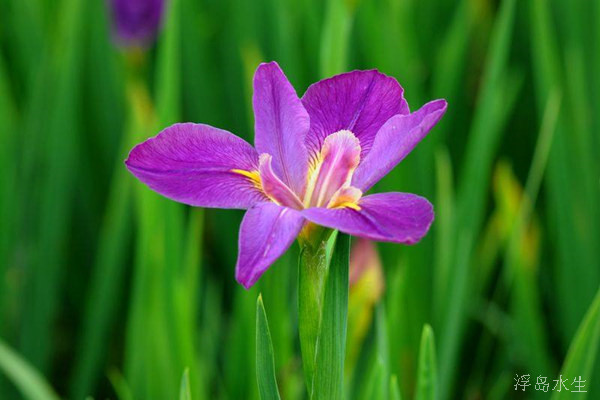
xmin=303 ymin=130 xmax=362 ymax=208
xmin=241 ymin=130 xmax=364 ymax=210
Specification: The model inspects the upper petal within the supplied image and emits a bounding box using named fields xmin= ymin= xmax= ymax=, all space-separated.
xmin=126 ymin=122 xmax=266 ymax=209
xmin=253 ymin=61 xmax=310 ymax=197
xmin=301 ymin=70 xmax=409 ymax=159
xmin=302 ymin=192 xmax=434 ymax=244
xmin=352 ymin=99 xmax=447 ymax=192
xmin=236 ymin=202 xmax=305 ymax=288
xmin=305 ymin=130 xmax=361 ymax=208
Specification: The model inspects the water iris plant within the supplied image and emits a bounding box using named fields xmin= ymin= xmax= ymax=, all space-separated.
xmin=126 ymin=61 xmax=447 ymax=288
xmin=4 ymin=0 xmax=600 ymax=398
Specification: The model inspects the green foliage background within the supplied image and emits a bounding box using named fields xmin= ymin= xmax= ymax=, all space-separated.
xmin=0 ymin=0 xmax=599 ymax=398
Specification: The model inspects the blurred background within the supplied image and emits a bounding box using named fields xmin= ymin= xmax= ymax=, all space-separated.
xmin=0 ymin=0 xmax=599 ymax=399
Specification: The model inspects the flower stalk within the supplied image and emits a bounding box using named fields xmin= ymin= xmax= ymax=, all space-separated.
xmin=298 ymin=229 xmax=331 ymax=391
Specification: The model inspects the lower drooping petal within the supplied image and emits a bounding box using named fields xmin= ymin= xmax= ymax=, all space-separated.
xmin=302 ymin=70 xmax=409 ymax=159
xmin=352 ymin=99 xmax=447 ymax=192
xmin=126 ymin=123 xmax=266 ymax=209
xmin=236 ymin=202 xmax=305 ymax=288
xmin=302 ymin=192 xmax=433 ymax=244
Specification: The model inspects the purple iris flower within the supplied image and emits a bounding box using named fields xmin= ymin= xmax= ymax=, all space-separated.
xmin=126 ymin=62 xmax=447 ymax=288
xmin=108 ymin=0 xmax=165 ymax=47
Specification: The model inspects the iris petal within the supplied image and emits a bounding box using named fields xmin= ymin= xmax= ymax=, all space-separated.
xmin=352 ymin=99 xmax=447 ymax=192
xmin=125 ymin=123 xmax=266 ymax=209
xmin=253 ymin=62 xmax=310 ymax=197
xmin=305 ymin=130 xmax=361 ymax=208
xmin=302 ymin=192 xmax=433 ymax=244
xmin=258 ymin=154 xmax=304 ymax=210
xmin=236 ymin=202 xmax=305 ymax=288
xmin=302 ymin=70 xmax=408 ymax=160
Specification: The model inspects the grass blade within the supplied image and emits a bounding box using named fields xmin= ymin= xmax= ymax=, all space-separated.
xmin=530 ymin=0 xmax=600 ymax=345
xmin=504 ymin=90 xmax=561 ymax=377
xmin=3 ymin=0 xmax=44 ymax=90
xmin=550 ymin=286 xmax=600 ymax=400
xmin=225 ymin=286 xmax=260 ymax=400
xmin=390 ymin=375 xmax=402 ymax=400
xmin=433 ymin=147 xmax=454 ymax=324
xmin=260 ymin=250 xmax=299 ymax=400
xmin=19 ymin=0 xmax=86 ymax=371
xmin=256 ymin=294 xmax=282 ymax=400
xmin=319 ymin=0 xmax=356 ymax=77
xmin=179 ymin=369 xmax=192 ymax=400
xmin=312 ymin=233 xmax=350 ymax=399
xmin=108 ymin=368 xmax=134 ymax=400
xmin=437 ymin=232 xmax=473 ymax=399
xmin=415 ymin=324 xmax=438 ymax=400
xmin=438 ymin=1 xmax=517 ymax=396
xmin=455 ymin=0 xmax=517 ymax=235
xmin=0 ymin=339 xmax=60 ymax=400
xmin=0 ymin=52 xmax=17 ymax=332
xmin=361 ymin=358 xmax=385 ymax=400
xmin=69 ymin=78 xmax=143 ymax=399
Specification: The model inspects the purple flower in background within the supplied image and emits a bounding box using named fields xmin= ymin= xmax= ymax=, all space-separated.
xmin=108 ymin=0 xmax=165 ymax=47
xmin=126 ymin=62 xmax=447 ymax=288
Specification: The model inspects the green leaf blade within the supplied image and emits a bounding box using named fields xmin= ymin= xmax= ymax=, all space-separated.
xmin=415 ymin=324 xmax=438 ymax=400
xmin=551 ymin=287 xmax=600 ymax=400
xmin=390 ymin=375 xmax=402 ymax=400
xmin=312 ymin=233 xmax=350 ymax=400
xmin=179 ymin=369 xmax=191 ymax=400
xmin=0 ymin=339 xmax=60 ymax=400
xmin=256 ymin=294 xmax=281 ymax=400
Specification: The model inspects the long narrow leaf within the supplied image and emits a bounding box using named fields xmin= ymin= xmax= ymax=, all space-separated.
xmin=179 ymin=369 xmax=192 ymax=400
xmin=530 ymin=0 xmax=600 ymax=345
xmin=504 ymin=90 xmax=561 ymax=377
xmin=69 ymin=78 xmax=142 ymax=399
xmin=256 ymin=294 xmax=282 ymax=400
xmin=312 ymin=233 xmax=350 ymax=399
xmin=415 ymin=324 xmax=438 ymax=400
xmin=19 ymin=0 xmax=86 ymax=370
xmin=438 ymin=1 xmax=517 ymax=397
xmin=361 ymin=358 xmax=385 ymax=400
xmin=390 ymin=375 xmax=402 ymax=400
xmin=319 ymin=0 xmax=356 ymax=77
xmin=0 ymin=52 xmax=16 ymax=332
xmin=551 ymin=286 xmax=600 ymax=400
xmin=0 ymin=339 xmax=60 ymax=400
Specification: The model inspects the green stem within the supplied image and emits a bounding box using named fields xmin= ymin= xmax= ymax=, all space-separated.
xmin=298 ymin=233 xmax=330 ymax=392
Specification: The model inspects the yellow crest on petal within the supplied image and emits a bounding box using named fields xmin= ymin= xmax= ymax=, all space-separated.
xmin=231 ymin=169 xmax=262 ymax=189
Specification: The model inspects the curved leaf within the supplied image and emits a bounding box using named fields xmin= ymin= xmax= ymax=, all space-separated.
xmin=0 ymin=339 xmax=60 ymax=400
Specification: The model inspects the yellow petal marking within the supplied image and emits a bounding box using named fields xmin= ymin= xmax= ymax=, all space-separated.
xmin=328 ymin=186 xmax=363 ymax=210
xmin=231 ymin=169 xmax=262 ymax=189
xmin=334 ymin=201 xmax=361 ymax=211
